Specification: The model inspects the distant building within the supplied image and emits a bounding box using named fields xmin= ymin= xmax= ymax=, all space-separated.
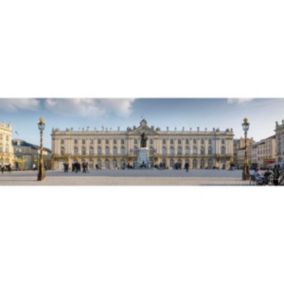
xmin=233 ymin=138 xmax=254 ymax=168
xmin=13 ymin=139 xmax=52 ymax=170
xmin=0 ymin=122 xmax=14 ymax=166
xmin=51 ymin=119 xmax=234 ymax=170
xmin=251 ymin=135 xmax=276 ymax=168
xmin=275 ymin=120 xmax=284 ymax=163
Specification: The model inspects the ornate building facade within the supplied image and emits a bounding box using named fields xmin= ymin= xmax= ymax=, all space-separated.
xmin=275 ymin=120 xmax=284 ymax=163
xmin=51 ymin=119 xmax=234 ymax=170
xmin=251 ymin=135 xmax=276 ymax=167
xmin=0 ymin=122 xmax=14 ymax=166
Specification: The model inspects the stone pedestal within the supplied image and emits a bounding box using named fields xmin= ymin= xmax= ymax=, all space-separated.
xmin=135 ymin=147 xmax=150 ymax=168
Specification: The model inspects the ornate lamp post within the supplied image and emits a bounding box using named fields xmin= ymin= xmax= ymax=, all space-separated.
xmin=242 ymin=117 xmax=250 ymax=180
xmin=37 ymin=117 xmax=46 ymax=181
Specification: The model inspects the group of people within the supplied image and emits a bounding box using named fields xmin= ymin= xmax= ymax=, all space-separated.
xmin=63 ymin=161 xmax=89 ymax=173
xmin=1 ymin=164 xmax=12 ymax=174
xmin=251 ymin=165 xmax=284 ymax=185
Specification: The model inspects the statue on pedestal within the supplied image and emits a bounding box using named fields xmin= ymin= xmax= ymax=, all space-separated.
xmin=140 ymin=133 xmax=147 ymax=148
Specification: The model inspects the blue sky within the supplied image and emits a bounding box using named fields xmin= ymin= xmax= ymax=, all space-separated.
xmin=0 ymin=98 xmax=283 ymax=149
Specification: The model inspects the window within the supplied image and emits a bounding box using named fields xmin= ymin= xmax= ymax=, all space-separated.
xmin=105 ymin=146 xmax=110 ymax=155
xmin=170 ymin=146 xmax=175 ymax=155
xmin=121 ymin=146 xmax=126 ymax=155
xmin=98 ymin=139 xmax=101 ymax=144
xmin=208 ymin=139 xmax=212 ymax=145
xmin=90 ymin=139 xmax=94 ymax=144
xmin=74 ymin=139 xmax=78 ymax=144
xmin=162 ymin=146 xmax=167 ymax=156
xmin=201 ymin=139 xmax=204 ymax=144
xmin=60 ymin=146 xmax=65 ymax=155
xmin=113 ymin=146 xmax=118 ymax=155
xmin=82 ymin=147 xmax=86 ymax=155
xmin=221 ymin=146 xmax=226 ymax=155
xmin=208 ymin=146 xmax=213 ymax=155
xmin=222 ymin=139 xmax=225 ymax=144
xmin=186 ymin=139 xmax=189 ymax=144
xmin=178 ymin=139 xmax=182 ymax=145
xmin=150 ymin=139 xmax=153 ymax=144
xmin=113 ymin=139 xmax=117 ymax=144
xmin=89 ymin=146 xmax=94 ymax=155
xmin=121 ymin=139 xmax=125 ymax=145
xmin=193 ymin=146 xmax=198 ymax=155
xmin=61 ymin=139 xmax=64 ymax=145
xmin=105 ymin=139 xmax=109 ymax=144
xmin=134 ymin=139 xmax=138 ymax=144
xmin=82 ymin=139 xmax=86 ymax=145
xmin=200 ymin=146 xmax=205 ymax=155
xmin=97 ymin=146 xmax=102 ymax=155
xmin=193 ymin=139 xmax=197 ymax=144
xmin=185 ymin=146 xmax=190 ymax=155
xmin=170 ymin=139 xmax=174 ymax=144
xmin=163 ymin=139 xmax=166 ymax=145
xmin=74 ymin=146 xmax=79 ymax=155
xmin=178 ymin=146 xmax=182 ymax=155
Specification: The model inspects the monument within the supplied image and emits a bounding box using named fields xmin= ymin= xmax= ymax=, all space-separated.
xmin=135 ymin=132 xmax=151 ymax=168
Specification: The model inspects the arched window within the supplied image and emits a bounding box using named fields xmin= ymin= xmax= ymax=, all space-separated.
xmin=200 ymin=159 xmax=205 ymax=169
xmin=105 ymin=159 xmax=110 ymax=169
xmin=170 ymin=159 xmax=175 ymax=168
xmin=178 ymin=146 xmax=182 ymax=155
xmin=221 ymin=146 xmax=226 ymax=155
xmin=162 ymin=146 xmax=167 ymax=156
xmin=208 ymin=158 xmax=214 ymax=168
xmin=193 ymin=159 xmax=198 ymax=169
xmin=170 ymin=146 xmax=175 ymax=155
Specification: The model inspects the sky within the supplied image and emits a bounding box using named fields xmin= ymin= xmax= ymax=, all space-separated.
xmin=0 ymin=98 xmax=283 ymax=149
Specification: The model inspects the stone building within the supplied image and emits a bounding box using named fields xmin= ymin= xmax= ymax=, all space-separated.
xmin=13 ymin=139 xmax=52 ymax=170
xmin=275 ymin=120 xmax=284 ymax=163
xmin=51 ymin=119 xmax=234 ymax=170
xmin=233 ymin=138 xmax=254 ymax=168
xmin=0 ymin=122 xmax=14 ymax=166
xmin=251 ymin=135 xmax=276 ymax=168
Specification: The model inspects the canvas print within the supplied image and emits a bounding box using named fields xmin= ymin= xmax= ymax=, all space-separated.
xmin=0 ymin=98 xmax=284 ymax=186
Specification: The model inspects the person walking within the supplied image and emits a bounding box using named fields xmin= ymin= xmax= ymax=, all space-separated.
xmin=1 ymin=164 xmax=4 ymax=174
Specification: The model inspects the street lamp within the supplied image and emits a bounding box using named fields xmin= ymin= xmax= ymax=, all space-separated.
xmin=37 ymin=117 xmax=46 ymax=181
xmin=242 ymin=117 xmax=250 ymax=180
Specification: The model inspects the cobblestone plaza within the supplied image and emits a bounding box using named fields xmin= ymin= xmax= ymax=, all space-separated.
xmin=0 ymin=169 xmax=249 ymax=186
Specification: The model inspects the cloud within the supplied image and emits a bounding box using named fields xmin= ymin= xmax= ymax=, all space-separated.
xmin=227 ymin=98 xmax=254 ymax=104
xmin=45 ymin=98 xmax=135 ymax=117
xmin=0 ymin=99 xmax=40 ymax=111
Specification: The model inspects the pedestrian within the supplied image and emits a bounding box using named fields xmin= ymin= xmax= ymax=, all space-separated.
xmin=1 ymin=164 xmax=4 ymax=174
xmin=82 ymin=161 xmax=87 ymax=173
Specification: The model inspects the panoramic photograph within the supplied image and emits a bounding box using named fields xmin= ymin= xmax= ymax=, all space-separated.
xmin=0 ymin=98 xmax=284 ymax=186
